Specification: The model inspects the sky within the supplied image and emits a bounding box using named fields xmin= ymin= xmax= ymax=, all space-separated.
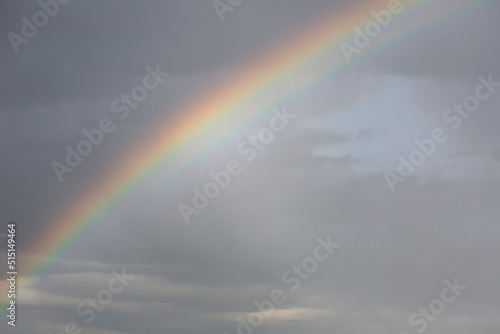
xmin=1 ymin=0 xmax=500 ymax=333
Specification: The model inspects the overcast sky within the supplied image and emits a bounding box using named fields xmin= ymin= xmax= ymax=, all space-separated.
xmin=1 ymin=0 xmax=500 ymax=333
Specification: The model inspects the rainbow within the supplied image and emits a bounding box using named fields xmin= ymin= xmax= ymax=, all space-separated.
xmin=1 ymin=0 xmax=493 ymax=318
